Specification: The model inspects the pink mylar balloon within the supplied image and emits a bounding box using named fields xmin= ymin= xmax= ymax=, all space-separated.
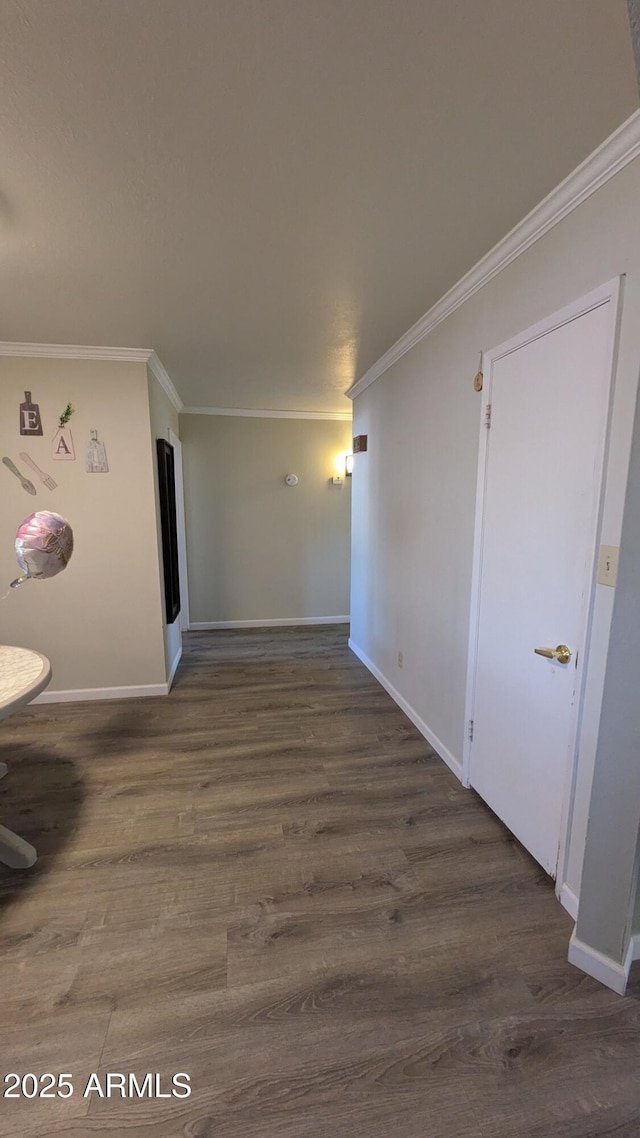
xmin=12 ymin=511 xmax=74 ymax=587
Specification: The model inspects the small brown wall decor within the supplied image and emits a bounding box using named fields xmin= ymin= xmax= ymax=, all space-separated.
xmin=156 ymin=438 xmax=181 ymax=625
xmin=19 ymin=391 xmax=43 ymax=436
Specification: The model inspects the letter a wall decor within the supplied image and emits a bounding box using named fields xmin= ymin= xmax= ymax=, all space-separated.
xmin=52 ymin=403 xmax=76 ymax=461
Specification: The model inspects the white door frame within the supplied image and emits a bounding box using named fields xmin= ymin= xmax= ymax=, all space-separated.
xmin=463 ymin=277 xmax=622 ymax=894
xmin=168 ymin=428 xmax=190 ymax=632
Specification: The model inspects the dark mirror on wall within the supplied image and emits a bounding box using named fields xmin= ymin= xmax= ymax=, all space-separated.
xmin=156 ymin=438 xmax=181 ymax=625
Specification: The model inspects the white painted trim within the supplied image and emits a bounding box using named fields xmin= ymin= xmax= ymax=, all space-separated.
xmin=348 ymin=638 xmax=463 ymax=782
xmin=346 ymin=109 xmax=640 ymax=400
xmin=168 ymin=644 xmax=183 ymax=690
xmin=462 ymin=342 xmax=491 ymax=791
xmin=568 ymin=929 xmax=633 ymax=995
xmin=463 ymin=281 xmax=622 ymax=883
xmin=147 ymin=353 xmax=184 ymax=412
xmin=560 ymin=883 xmax=579 ymax=922
xmin=473 ymin=278 xmax=621 ymax=367
xmin=0 ymin=340 xmax=184 ymax=412
xmin=181 ymin=406 xmax=351 ymax=421
xmin=189 ymin=616 xmax=350 ymax=629
xmin=0 ymin=342 xmax=153 ymax=361
xmin=33 ymin=683 xmax=169 ymax=704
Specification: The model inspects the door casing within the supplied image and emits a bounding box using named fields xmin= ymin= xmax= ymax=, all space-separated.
xmin=463 ymin=277 xmax=623 ymax=898
xmin=169 ymin=428 xmax=190 ymax=633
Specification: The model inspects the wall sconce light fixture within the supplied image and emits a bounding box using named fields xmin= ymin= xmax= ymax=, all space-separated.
xmin=345 ymin=453 xmax=354 ymax=477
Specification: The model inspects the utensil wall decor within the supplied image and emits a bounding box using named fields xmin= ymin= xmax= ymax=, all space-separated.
xmin=19 ymin=452 xmax=57 ymax=490
xmin=2 ymin=457 xmax=36 ymax=495
xmin=86 ymin=429 xmax=108 ymax=473
xmin=19 ymin=391 xmax=43 ymax=436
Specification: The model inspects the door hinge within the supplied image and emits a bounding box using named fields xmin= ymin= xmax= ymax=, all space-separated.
xmin=484 ymin=404 xmax=492 ymax=429
xmin=468 ymin=719 xmax=474 ymax=741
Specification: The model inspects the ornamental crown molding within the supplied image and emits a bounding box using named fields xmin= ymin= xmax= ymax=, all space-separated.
xmin=0 ymin=341 xmax=183 ymax=412
xmin=347 ymin=108 xmax=640 ymax=401
xmin=181 ymin=406 xmax=351 ymax=421
xmin=146 ymin=352 xmax=183 ymax=412
xmin=0 ymin=341 xmax=152 ymax=361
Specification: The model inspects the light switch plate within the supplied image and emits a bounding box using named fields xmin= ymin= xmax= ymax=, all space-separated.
xmin=597 ymin=544 xmax=619 ymax=587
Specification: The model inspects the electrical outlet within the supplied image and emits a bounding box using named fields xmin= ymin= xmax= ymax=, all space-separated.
xmin=597 ymin=544 xmax=619 ymax=587
xmin=397 ymin=651 xmax=403 ymax=669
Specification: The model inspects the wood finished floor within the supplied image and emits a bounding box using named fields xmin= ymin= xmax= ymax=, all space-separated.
xmin=1 ymin=625 xmax=639 ymax=1138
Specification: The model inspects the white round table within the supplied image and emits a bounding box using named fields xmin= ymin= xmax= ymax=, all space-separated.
xmin=0 ymin=645 xmax=52 ymax=868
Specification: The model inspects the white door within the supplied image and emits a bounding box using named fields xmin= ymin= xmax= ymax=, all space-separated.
xmin=466 ymin=283 xmax=619 ymax=876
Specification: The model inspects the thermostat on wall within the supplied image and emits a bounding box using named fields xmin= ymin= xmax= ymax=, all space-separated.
xmin=284 ymin=473 xmax=299 ymax=486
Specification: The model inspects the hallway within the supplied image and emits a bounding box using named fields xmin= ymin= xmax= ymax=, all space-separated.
xmin=1 ymin=626 xmax=639 ymax=1137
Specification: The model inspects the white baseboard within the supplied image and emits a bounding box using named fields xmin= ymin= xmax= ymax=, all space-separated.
xmin=559 ymin=882 xmax=579 ymax=921
xmin=189 ymin=616 xmax=350 ymax=630
xmin=568 ymin=929 xmax=634 ymax=995
xmin=34 ymin=682 xmax=169 ymax=704
xmin=348 ymin=638 xmax=463 ymax=781
xmin=168 ymin=644 xmax=183 ymax=689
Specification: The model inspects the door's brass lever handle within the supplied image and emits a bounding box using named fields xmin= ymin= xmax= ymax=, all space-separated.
xmin=534 ymin=644 xmax=571 ymax=665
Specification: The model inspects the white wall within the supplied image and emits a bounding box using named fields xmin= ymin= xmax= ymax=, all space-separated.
xmin=0 ymin=365 xmax=349 ymax=687
xmin=350 ymin=155 xmax=640 ymax=900
xmin=0 ymin=357 xmax=167 ymax=695
xmin=180 ymin=414 xmax=352 ymax=625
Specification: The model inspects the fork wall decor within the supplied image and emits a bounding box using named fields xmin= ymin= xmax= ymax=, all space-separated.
xmin=19 ymin=452 xmax=57 ymax=491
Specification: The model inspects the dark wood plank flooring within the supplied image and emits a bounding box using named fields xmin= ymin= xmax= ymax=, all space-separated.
xmin=1 ymin=626 xmax=639 ymax=1137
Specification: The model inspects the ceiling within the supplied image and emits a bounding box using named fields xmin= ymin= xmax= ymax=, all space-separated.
xmin=1 ymin=1 xmax=637 ymax=413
